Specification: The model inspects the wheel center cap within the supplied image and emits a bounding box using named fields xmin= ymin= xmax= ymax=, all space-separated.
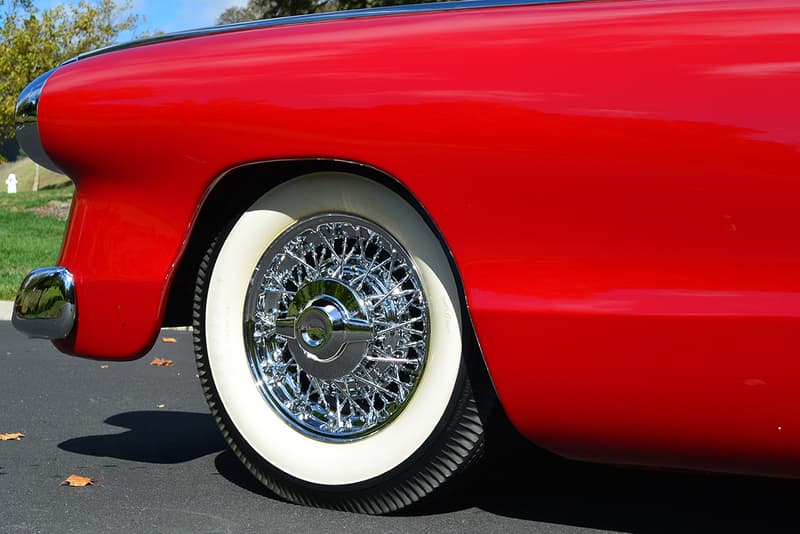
xmin=296 ymin=302 xmax=343 ymax=357
xmin=275 ymin=279 xmax=374 ymax=380
xmin=298 ymin=308 xmax=330 ymax=349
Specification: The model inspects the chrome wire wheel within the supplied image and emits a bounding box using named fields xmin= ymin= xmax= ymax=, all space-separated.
xmin=194 ymin=172 xmax=489 ymax=513
xmin=244 ymin=214 xmax=429 ymax=441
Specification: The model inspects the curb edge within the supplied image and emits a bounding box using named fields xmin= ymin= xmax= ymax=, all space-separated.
xmin=0 ymin=300 xmax=12 ymax=321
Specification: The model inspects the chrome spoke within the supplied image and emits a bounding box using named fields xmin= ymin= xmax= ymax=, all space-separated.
xmin=244 ymin=214 xmax=429 ymax=441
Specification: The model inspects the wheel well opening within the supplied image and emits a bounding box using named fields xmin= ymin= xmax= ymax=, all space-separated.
xmin=163 ymin=159 xmax=449 ymax=327
xmin=163 ymin=157 xmax=498 ymax=434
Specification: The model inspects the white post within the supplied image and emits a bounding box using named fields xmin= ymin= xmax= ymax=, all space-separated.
xmin=5 ymin=173 xmax=17 ymax=194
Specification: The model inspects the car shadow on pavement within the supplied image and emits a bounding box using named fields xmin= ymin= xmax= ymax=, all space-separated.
xmin=409 ymin=430 xmax=800 ymax=532
xmin=58 ymin=410 xmax=226 ymax=464
xmin=59 ymin=410 xmax=800 ymax=530
xmin=210 ymin=427 xmax=798 ymax=530
xmin=214 ymin=450 xmax=285 ymax=501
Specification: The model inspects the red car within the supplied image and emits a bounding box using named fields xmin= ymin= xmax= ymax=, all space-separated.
xmin=13 ymin=0 xmax=800 ymax=513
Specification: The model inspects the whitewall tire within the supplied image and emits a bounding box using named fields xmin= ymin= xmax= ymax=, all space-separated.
xmin=193 ymin=172 xmax=487 ymax=513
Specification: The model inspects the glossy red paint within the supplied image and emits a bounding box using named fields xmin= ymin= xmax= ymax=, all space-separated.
xmin=38 ymin=0 xmax=800 ymax=475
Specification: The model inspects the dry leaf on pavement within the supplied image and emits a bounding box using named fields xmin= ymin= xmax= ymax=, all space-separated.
xmin=61 ymin=474 xmax=97 ymax=487
xmin=0 ymin=432 xmax=24 ymax=441
xmin=161 ymin=337 xmax=177 ymax=343
xmin=150 ymin=358 xmax=174 ymax=367
xmin=100 ymin=365 xmax=109 ymax=369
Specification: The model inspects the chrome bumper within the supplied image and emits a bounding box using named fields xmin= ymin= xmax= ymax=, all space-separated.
xmin=13 ymin=267 xmax=76 ymax=339
xmin=16 ymin=68 xmax=63 ymax=173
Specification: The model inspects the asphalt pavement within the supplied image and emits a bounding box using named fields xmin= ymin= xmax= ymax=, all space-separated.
xmin=1 ymin=321 xmax=799 ymax=533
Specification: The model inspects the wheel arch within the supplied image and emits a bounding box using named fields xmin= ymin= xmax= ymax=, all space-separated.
xmin=164 ymin=157 xmax=499 ymax=421
xmin=164 ymin=159 xmax=475 ymax=346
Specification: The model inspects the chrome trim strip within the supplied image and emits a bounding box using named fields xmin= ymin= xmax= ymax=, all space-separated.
xmin=15 ymin=68 xmax=63 ymax=174
xmin=13 ymin=267 xmax=76 ymax=340
xmin=62 ymin=0 xmax=587 ymax=65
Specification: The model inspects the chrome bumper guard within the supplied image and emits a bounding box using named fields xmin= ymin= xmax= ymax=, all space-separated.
xmin=13 ymin=267 xmax=76 ymax=339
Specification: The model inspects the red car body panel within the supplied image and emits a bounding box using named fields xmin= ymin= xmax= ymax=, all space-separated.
xmin=37 ymin=0 xmax=800 ymax=475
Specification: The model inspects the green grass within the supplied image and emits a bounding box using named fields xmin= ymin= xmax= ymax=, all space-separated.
xmin=0 ymin=157 xmax=71 ymax=192
xmin=0 ymin=184 xmax=74 ymax=300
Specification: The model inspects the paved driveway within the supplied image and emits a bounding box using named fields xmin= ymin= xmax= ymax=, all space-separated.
xmin=1 ymin=321 xmax=797 ymax=533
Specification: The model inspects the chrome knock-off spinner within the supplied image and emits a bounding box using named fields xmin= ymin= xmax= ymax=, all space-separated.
xmin=244 ymin=214 xmax=429 ymax=441
xmin=275 ymin=279 xmax=374 ymax=380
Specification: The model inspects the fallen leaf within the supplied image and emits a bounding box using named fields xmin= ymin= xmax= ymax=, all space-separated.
xmin=157 ymin=404 xmax=166 ymax=408
xmin=61 ymin=474 xmax=96 ymax=487
xmin=150 ymin=358 xmax=174 ymax=367
xmin=100 ymin=365 xmax=109 ymax=369
xmin=0 ymin=432 xmax=24 ymax=441
xmin=161 ymin=337 xmax=177 ymax=343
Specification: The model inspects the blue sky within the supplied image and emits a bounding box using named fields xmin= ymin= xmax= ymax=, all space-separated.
xmin=128 ymin=0 xmax=249 ymax=36
xmin=27 ymin=0 xmax=249 ymax=41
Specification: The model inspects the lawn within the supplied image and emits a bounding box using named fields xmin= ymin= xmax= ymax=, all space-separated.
xmin=0 ymin=178 xmax=74 ymax=300
xmin=1 ymin=157 xmax=68 ymax=192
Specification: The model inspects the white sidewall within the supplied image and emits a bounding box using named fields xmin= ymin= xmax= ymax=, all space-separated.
xmin=205 ymin=173 xmax=462 ymax=485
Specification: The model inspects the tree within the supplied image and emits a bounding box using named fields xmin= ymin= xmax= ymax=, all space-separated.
xmin=0 ymin=0 xmax=141 ymax=161
xmin=218 ymin=0 xmax=447 ymax=24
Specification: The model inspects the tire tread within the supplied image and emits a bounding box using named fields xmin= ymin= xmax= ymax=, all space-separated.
xmin=193 ymin=211 xmax=489 ymax=514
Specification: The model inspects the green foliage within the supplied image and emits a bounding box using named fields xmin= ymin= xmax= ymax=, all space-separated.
xmin=218 ymin=0 xmax=448 ymax=24
xmin=0 ymin=186 xmax=74 ymax=300
xmin=0 ymin=0 xmax=141 ymax=161
xmin=0 ymin=0 xmax=33 ymax=9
